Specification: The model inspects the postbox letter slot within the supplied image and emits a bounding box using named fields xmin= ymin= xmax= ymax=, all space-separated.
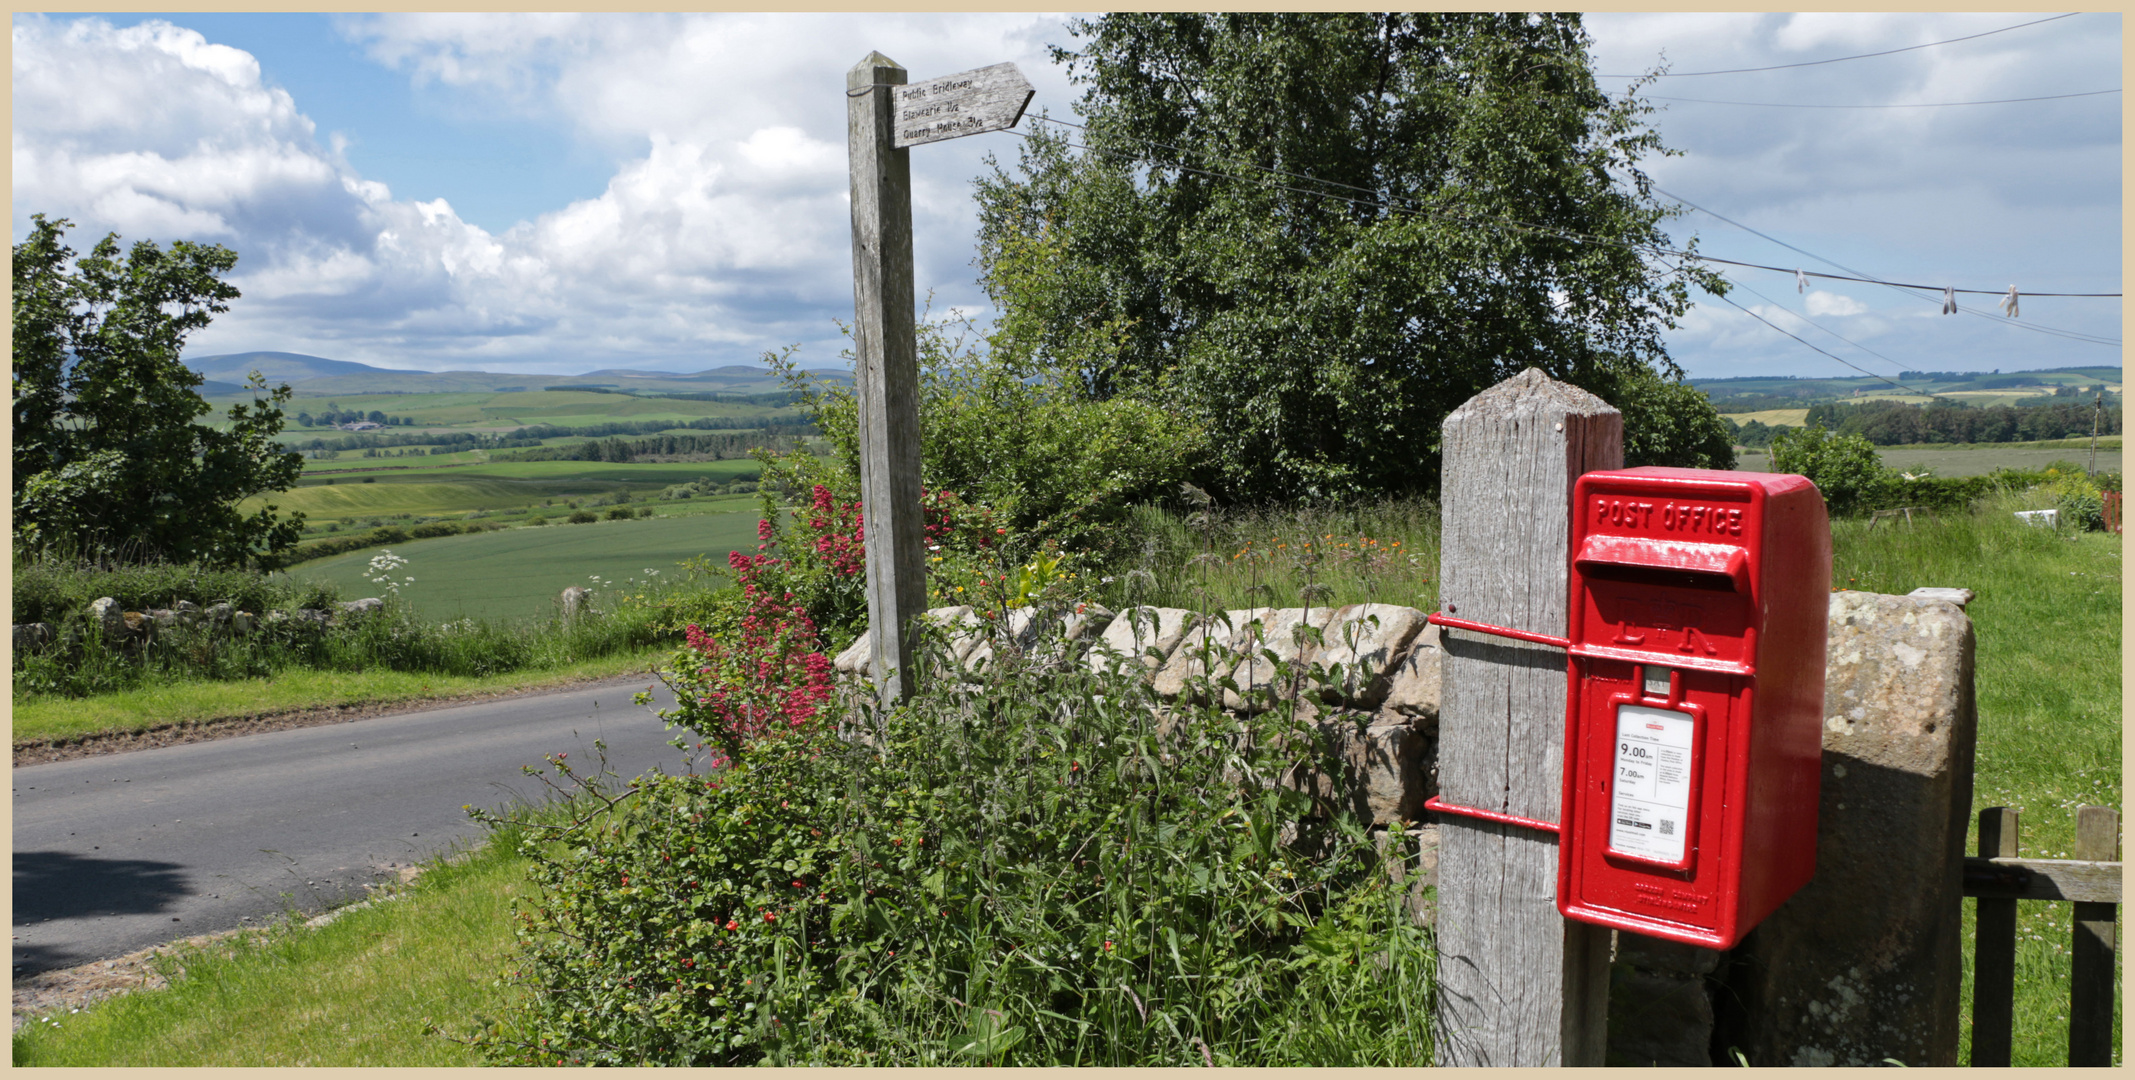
xmin=1574 ymin=536 xmax=1749 ymax=594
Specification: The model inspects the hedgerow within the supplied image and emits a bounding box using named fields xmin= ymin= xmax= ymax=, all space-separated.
xmin=468 ymin=618 xmax=1433 ymax=1066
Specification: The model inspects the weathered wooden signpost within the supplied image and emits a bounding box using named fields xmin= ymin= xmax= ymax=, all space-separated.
xmin=845 ymin=53 xmax=1033 ymax=705
xmin=1433 ymin=368 xmax=1620 ymax=1065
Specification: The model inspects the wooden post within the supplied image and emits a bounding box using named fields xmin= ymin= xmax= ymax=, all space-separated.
xmin=847 ymin=52 xmax=927 ymax=705
xmin=1433 ymin=367 xmax=1620 ymax=1066
xmin=2068 ymin=805 xmax=2119 ymax=1066
xmin=1971 ymin=806 xmax=2020 ymax=1067
xmin=2088 ymin=389 xmax=2102 ymax=476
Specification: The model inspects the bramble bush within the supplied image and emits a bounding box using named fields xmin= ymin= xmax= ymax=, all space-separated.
xmin=2037 ymin=462 xmax=2109 ymax=531
xmin=468 ymin=611 xmax=1434 ymax=1066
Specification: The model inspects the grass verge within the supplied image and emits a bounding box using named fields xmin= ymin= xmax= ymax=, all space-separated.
xmin=11 ymin=647 xmax=664 ymax=746
xmin=11 ymin=817 xmax=548 ymax=1067
xmin=1829 ymin=495 xmax=2121 ymax=1067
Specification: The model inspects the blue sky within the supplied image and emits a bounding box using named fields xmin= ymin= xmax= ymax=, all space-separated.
xmin=11 ymin=12 xmax=2122 ymax=381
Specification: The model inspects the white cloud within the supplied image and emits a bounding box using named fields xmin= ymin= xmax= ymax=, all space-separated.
xmin=13 ymin=13 xmax=2113 ymax=378
xmin=1803 ymin=290 xmax=1868 ymax=318
xmin=1585 ymin=11 xmax=2121 ymax=376
xmin=13 ymin=12 xmax=1086 ymax=373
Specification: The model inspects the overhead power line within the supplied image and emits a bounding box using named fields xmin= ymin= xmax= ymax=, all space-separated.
xmin=1643 ymin=87 xmax=2119 ymax=109
xmin=1020 ymin=116 xmax=2123 ymax=305
xmin=1010 ymin=120 xmax=2122 ymax=389
xmin=1652 ymin=185 xmax=2124 ymax=347
xmin=1598 ymin=13 xmax=2081 ymax=78
xmin=1709 ymin=273 xmax=1943 ymax=397
xmin=1709 ymin=289 xmax=1939 ymax=398
xmin=1724 ymin=276 xmax=1920 ymax=378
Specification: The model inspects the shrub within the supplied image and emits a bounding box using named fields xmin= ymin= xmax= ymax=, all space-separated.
xmin=282 ymin=524 xmax=420 ymax=566
xmin=1770 ymin=425 xmax=1887 ymax=516
xmin=1601 ymin=363 xmax=1736 ymax=470
xmin=606 ymin=507 xmax=634 ymax=521
xmin=569 ymin=510 xmax=599 ymax=524
xmin=659 ymin=552 xmax=834 ymax=767
xmin=739 ymin=482 xmax=1008 ymax=650
xmin=473 ymin=614 xmax=1431 ymax=1066
xmin=766 ymin=311 xmax=1205 ymax=563
xmin=2040 ymin=463 xmax=2107 ymax=531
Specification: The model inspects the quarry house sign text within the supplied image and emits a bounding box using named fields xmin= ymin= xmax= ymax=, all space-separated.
xmin=891 ymin=62 xmax=1035 ymax=148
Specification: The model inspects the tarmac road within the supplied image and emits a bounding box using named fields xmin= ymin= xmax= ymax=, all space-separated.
xmin=11 ymin=676 xmax=696 ymax=976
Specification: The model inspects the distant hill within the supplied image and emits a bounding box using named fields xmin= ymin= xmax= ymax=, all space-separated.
xmin=187 ymin=352 xmax=853 ymax=397
xmin=185 ymin=351 xmax=417 ymax=383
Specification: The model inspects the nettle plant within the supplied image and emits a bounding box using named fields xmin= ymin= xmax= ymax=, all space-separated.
xmin=470 ymin=609 xmax=1434 ymax=1067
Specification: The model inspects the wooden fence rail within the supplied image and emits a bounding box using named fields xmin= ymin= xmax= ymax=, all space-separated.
xmin=1965 ymin=805 xmax=2121 ymax=1066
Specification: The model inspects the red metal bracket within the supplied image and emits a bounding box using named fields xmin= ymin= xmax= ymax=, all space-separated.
xmin=1423 ymin=795 xmax=1560 ymax=834
xmin=1423 ymin=609 xmax=1566 ymax=834
xmin=1426 ymin=611 xmax=1570 ymax=650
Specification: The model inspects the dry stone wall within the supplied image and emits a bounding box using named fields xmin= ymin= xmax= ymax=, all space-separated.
xmin=834 ymin=602 xmax=1447 ymax=827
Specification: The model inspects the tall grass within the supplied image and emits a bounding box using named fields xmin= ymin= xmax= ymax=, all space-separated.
xmin=1095 ymin=497 xmax=1441 ymax=613
xmin=1829 ymin=491 xmax=2122 ymax=1067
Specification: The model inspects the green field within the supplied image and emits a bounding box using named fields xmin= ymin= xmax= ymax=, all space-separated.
xmin=1874 ymin=443 xmax=2121 ymax=477
xmin=284 ymin=510 xmax=764 ymax=621
xmin=1736 ymin=443 xmax=2122 ymax=477
xmin=1721 ymin=408 xmax=1811 ymax=427
xmin=246 ymin=460 xmax=762 ymax=522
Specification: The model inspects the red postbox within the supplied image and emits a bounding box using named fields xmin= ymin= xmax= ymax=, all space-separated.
xmin=1557 ymin=466 xmax=1829 ymax=949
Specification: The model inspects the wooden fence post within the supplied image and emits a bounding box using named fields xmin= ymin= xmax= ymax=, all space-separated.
xmin=2069 ymin=805 xmax=2120 ymax=1066
xmin=846 ymin=52 xmax=927 ymax=705
xmin=1434 ymin=367 xmax=1620 ymax=1066
xmin=1971 ymin=806 xmax=2020 ymax=1067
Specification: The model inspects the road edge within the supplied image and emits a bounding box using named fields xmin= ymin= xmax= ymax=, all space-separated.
xmin=13 ymin=670 xmax=663 ymax=769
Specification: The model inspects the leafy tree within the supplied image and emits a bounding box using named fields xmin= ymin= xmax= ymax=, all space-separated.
xmin=1601 ymin=365 xmax=1735 ymax=470
xmin=1768 ymin=424 xmax=1887 ymax=516
xmin=974 ymin=12 xmax=1726 ymax=501
xmin=12 ymin=215 xmax=305 ymax=567
xmin=770 ymin=298 xmax=1207 ymax=561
